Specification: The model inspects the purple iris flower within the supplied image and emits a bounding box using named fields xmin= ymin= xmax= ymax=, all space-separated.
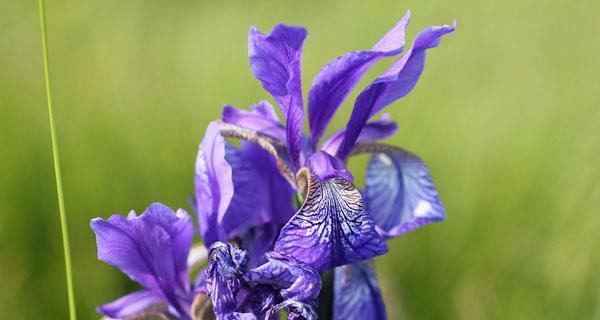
xmin=90 ymin=203 xmax=195 ymax=319
xmin=89 ymin=10 xmax=454 ymax=320
xmin=195 ymin=10 xmax=455 ymax=320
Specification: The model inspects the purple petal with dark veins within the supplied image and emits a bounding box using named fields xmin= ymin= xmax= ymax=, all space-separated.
xmin=274 ymin=175 xmax=388 ymax=271
xmin=90 ymin=203 xmax=194 ymax=319
xmin=97 ymin=290 xmax=165 ymax=319
xmin=308 ymin=11 xmax=410 ymax=147
xmin=366 ymin=149 xmax=445 ymax=239
xmin=249 ymin=24 xmax=307 ymax=169
xmin=306 ymin=151 xmax=353 ymax=181
xmin=333 ymin=261 xmax=386 ymax=320
xmin=336 ymin=22 xmax=456 ymax=160
xmin=222 ymin=101 xmax=286 ymax=142
xmin=321 ymin=113 xmax=398 ymax=155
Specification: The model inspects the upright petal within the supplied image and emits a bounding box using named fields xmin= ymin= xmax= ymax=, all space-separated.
xmin=249 ymin=24 xmax=307 ymax=169
xmin=336 ymin=22 xmax=456 ymax=160
xmin=274 ymin=171 xmax=388 ymax=271
xmin=321 ymin=113 xmax=398 ymax=155
xmin=90 ymin=203 xmax=194 ymax=318
xmin=97 ymin=290 xmax=165 ymax=319
xmin=365 ymin=147 xmax=445 ymax=239
xmin=308 ymin=12 xmax=410 ymax=147
xmin=196 ymin=122 xmax=233 ymax=245
xmin=221 ymin=101 xmax=286 ymax=142
xmin=333 ymin=261 xmax=386 ymax=320
xmin=196 ymin=122 xmax=294 ymax=246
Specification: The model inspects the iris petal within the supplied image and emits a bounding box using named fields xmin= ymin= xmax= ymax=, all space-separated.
xmin=97 ymin=290 xmax=165 ymax=319
xmin=196 ymin=122 xmax=295 ymax=246
xmin=274 ymin=171 xmax=388 ymax=270
xmin=90 ymin=203 xmax=194 ymax=318
xmin=321 ymin=113 xmax=398 ymax=156
xmin=249 ymin=24 xmax=307 ymax=170
xmin=333 ymin=261 xmax=386 ymax=320
xmin=222 ymin=101 xmax=286 ymax=142
xmin=336 ymin=22 xmax=456 ymax=160
xmin=308 ymin=11 xmax=410 ymax=147
xmin=363 ymin=146 xmax=445 ymax=239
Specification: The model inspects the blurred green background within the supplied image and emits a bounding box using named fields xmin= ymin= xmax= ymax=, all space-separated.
xmin=1 ymin=0 xmax=599 ymax=319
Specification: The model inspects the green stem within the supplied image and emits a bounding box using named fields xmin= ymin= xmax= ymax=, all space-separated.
xmin=37 ymin=0 xmax=77 ymax=319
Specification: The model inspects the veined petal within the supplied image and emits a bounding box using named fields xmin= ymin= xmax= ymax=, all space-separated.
xmin=333 ymin=261 xmax=386 ymax=320
xmin=274 ymin=170 xmax=388 ymax=271
xmin=222 ymin=101 xmax=286 ymax=142
xmin=321 ymin=113 xmax=397 ymax=155
xmin=249 ymin=24 xmax=307 ymax=169
xmin=336 ymin=22 xmax=456 ymax=160
xmin=90 ymin=203 xmax=194 ymax=318
xmin=97 ymin=290 xmax=165 ymax=319
xmin=363 ymin=146 xmax=445 ymax=239
xmin=308 ymin=11 xmax=410 ymax=147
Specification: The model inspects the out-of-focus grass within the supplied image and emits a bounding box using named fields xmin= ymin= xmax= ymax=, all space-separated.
xmin=1 ymin=0 xmax=598 ymax=319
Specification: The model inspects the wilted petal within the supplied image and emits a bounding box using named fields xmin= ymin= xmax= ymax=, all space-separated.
xmin=222 ymin=101 xmax=286 ymax=142
xmin=97 ymin=290 xmax=165 ymax=319
xmin=333 ymin=261 xmax=386 ymax=320
xmin=336 ymin=22 xmax=456 ymax=160
xmin=306 ymin=151 xmax=353 ymax=181
xmin=90 ymin=203 xmax=194 ymax=318
xmin=365 ymin=148 xmax=445 ymax=239
xmin=206 ymin=242 xmax=250 ymax=316
xmin=321 ymin=113 xmax=398 ymax=156
xmin=239 ymin=284 xmax=279 ymax=319
xmin=245 ymin=251 xmax=321 ymax=302
xmin=249 ymin=24 xmax=307 ymax=169
xmin=274 ymin=172 xmax=388 ymax=270
xmin=308 ymin=11 xmax=410 ymax=146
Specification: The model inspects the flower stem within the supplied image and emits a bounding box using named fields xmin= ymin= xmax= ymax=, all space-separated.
xmin=37 ymin=0 xmax=77 ymax=319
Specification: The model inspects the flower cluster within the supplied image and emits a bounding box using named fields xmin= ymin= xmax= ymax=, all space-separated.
xmin=91 ymin=11 xmax=454 ymax=320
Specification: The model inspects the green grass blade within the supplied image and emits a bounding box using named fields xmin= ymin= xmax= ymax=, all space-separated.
xmin=37 ymin=0 xmax=77 ymax=319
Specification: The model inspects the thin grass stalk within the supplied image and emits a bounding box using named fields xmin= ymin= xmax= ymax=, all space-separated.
xmin=37 ymin=0 xmax=77 ymax=318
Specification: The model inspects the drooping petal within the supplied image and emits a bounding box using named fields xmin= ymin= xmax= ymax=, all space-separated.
xmin=90 ymin=203 xmax=194 ymax=318
xmin=364 ymin=147 xmax=445 ymax=239
xmin=274 ymin=171 xmax=388 ymax=271
xmin=206 ymin=242 xmax=250 ymax=315
xmin=196 ymin=121 xmax=233 ymax=245
xmin=308 ymin=11 xmax=410 ymax=147
xmin=97 ymin=290 xmax=166 ymax=319
xmin=249 ymin=24 xmax=307 ymax=169
xmin=222 ymin=101 xmax=286 ymax=142
xmin=333 ymin=261 xmax=386 ymax=320
xmin=244 ymin=251 xmax=321 ymax=302
xmin=306 ymin=151 xmax=353 ymax=181
xmin=321 ymin=113 xmax=398 ymax=155
xmin=336 ymin=22 xmax=456 ymax=160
